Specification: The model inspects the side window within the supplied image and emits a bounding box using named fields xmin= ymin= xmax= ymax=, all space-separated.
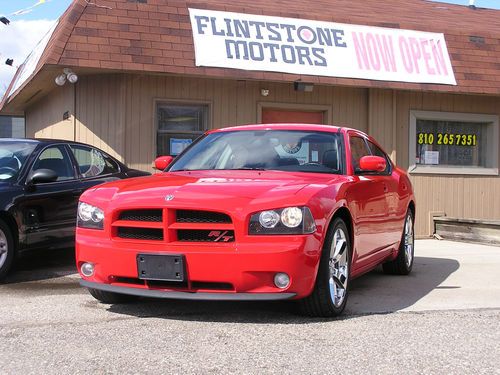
xmin=349 ymin=136 xmax=370 ymax=173
xmin=70 ymin=145 xmax=119 ymax=178
xmin=32 ymin=145 xmax=75 ymax=181
xmin=367 ymin=141 xmax=391 ymax=174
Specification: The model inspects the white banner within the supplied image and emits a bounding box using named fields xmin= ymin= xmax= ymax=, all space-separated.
xmin=189 ymin=9 xmax=456 ymax=85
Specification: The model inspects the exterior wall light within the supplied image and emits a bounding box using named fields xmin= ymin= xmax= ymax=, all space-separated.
xmin=55 ymin=68 xmax=78 ymax=86
xmin=55 ymin=74 xmax=66 ymax=86
xmin=261 ymin=88 xmax=270 ymax=97
xmin=294 ymin=81 xmax=314 ymax=92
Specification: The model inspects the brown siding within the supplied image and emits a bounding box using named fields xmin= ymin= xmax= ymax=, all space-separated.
xmin=24 ymin=73 xmax=500 ymax=237
xmin=394 ymin=91 xmax=500 ymax=236
xmin=26 ymin=83 xmax=75 ymax=140
xmin=120 ymin=74 xmax=368 ymax=170
xmin=75 ymin=74 xmax=126 ymax=160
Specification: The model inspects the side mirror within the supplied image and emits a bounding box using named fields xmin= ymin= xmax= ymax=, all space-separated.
xmin=154 ymin=156 xmax=174 ymax=171
xmin=358 ymin=156 xmax=387 ymax=173
xmin=28 ymin=169 xmax=58 ymax=184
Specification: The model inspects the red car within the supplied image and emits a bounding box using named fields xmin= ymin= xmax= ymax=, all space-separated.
xmin=76 ymin=124 xmax=415 ymax=317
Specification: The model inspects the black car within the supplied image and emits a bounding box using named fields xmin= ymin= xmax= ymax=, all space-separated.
xmin=0 ymin=138 xmax=150 ymax=279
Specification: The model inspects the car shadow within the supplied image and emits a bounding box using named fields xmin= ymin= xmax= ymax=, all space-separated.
xmin=106 ymin=255 xmax=460 ymax=323
xmin=2 ymin=248 xmax=77 ymax=285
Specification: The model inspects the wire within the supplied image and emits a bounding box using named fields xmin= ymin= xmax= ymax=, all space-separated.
xmin=84 ymin=0 xmax=113 ymax=10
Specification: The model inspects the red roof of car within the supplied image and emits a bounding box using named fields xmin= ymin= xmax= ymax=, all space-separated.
xmin=210 ymin=123 xmax=344 ymax=133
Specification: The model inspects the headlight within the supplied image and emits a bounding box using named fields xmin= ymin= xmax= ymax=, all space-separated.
xmin=249 ymin=206 xmax=316 ymax=235
xmin=78 ymin=202 xmax=104 ymax=230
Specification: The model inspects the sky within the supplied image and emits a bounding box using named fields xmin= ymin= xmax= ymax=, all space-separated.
xmin=0 ymin=0 xmax=499 ymax=96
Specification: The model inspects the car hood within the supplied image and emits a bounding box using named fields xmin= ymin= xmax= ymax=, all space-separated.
xmin=83 ymin=170 xmax=343 ymax=212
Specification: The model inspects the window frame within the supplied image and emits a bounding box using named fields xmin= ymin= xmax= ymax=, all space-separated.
xmin=349 ymin=135 xmax=392 ymax=176
xmin=366 ymin=139 xmax=393 ymax=176
xmin=154 ymin=99 xmax=211 ymax=158
xmin=69 ymin=144 xmax=121 ymax=180
xmin=28 ymin=144 xmax=77 ymax=184
xmin=409 ymin=110 xmax=499 ymax=176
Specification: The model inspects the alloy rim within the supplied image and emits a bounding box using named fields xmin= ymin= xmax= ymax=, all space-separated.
xmin=328 ymin=227 xmax=349 ymax=308
xmin=404 ymin=214 xmax=414 ymax=268
xmin=0 ymin=228 xmax=7 ymax=269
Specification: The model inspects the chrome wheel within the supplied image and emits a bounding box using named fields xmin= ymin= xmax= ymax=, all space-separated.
xmin=403 ymin=214 xmax=414 ymax=268
xmin=0 ymin=228 xmax=8 ymax=269
xmin=328 ymin=227 xmax=349 ymax=308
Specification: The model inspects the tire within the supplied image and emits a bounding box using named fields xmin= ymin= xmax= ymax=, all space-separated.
xmin=383 ymin=209 xmax=414 ymax=275
xmin=300 ymin=218 xmax=351 ymax=317
xmin=0 ymin=218 xmax=15 ymax=281
xmin=88 ymin=287 xmax=137 ymax=304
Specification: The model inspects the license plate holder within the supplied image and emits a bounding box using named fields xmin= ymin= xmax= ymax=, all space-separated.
xmin=137 ymin=254 xmax=185 ymax=282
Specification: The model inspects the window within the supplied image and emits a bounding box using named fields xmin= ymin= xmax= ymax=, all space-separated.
xmin=367 ymin=140 xmax=391 ymax=175
xmin=156 ymin=102 xmax=209 ymax=157
xmin=410 ymin=111 xmax=499 ymax=175
xmin=349 ymin=136 xmax=371 ymax=172
xmin=32 ymin=145 xmax=75 ymax=181
xmin=70 ymin=145 xmax=119 ymax=178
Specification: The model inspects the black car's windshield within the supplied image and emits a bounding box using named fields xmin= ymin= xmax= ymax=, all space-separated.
xmin=0 ymin=141 xmax=37 ymax=182
xmin=169 ymin=130 xmax=343 ymax=174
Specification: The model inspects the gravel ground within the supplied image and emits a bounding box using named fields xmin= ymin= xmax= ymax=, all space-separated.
xmin=1 ymin=240 xmax=499 ymax=374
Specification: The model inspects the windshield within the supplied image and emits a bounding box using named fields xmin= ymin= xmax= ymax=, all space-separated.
xmin=0 ymin=141 xmax=37 ymax=182
xmin=169 ymin=130 xmax=343 ymax=174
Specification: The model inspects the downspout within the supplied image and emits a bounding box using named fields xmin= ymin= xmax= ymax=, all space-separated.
xmin=392 ymin=90 xmax=397 ymax=163
xmin=73 ymin=81 xmax=77 ymax=141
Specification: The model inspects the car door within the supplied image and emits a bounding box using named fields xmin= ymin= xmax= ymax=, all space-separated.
xmin=69 ymin=144 xmax=123 ymax=193
xmin=366 ymin=140 xmax=401 ymax=247
xmin=345 ymin=135 xmax=389 ymax=268
xmin=18 ymin=144 xmax=80 ymax=249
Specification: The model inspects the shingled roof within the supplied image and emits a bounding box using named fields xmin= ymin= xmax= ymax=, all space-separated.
xmin=2 ymin=0 xmax=500 ymax=111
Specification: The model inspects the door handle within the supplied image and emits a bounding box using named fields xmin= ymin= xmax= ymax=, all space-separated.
xmin=383 ymin=184 xmax=388 ymax=193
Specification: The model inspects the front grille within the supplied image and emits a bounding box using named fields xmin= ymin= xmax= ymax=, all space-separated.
xmin=117 ymin=227 xmax=164 ymax=241
xmin=176 ymin=210 xmax=232 ymax=223
xmin=119 ymin=209 xmax=162 ymax=222
xmin=177 ymin=229 xmax=235 ymax=242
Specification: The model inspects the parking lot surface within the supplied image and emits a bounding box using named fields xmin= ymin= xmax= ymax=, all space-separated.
xmin=1 ymin=240 xmax=499 ymax=374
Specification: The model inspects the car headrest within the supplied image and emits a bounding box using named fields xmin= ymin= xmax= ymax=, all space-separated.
xmin=322 ymin=149 xmax=339 ymax=171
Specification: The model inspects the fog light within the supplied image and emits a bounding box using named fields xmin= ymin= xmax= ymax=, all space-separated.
xmin=81 ymin=262 xmax=95 ymax=277
xmin=274 ymin=272 xmax=290 ymax=289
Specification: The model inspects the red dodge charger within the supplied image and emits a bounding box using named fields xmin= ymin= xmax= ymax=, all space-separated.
xmin=76 ymin=124 xmax=415 ymax=317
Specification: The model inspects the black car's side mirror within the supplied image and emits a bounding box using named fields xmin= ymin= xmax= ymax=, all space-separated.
xmin=27 ymin=169 xmax=58 ymax=184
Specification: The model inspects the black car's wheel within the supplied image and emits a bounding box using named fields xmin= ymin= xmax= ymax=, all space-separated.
xmin=300 ymin=218 xmax=351 ymax=317
xmin=87 ymin=288 xmax=137 ymax=304
xmin=383 ymin=210 xmax=414 ymax=275
xmin=0 ymin=218 xmax=15 ymax=281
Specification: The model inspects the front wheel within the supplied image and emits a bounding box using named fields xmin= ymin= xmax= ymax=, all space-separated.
xmin=88 ymin=288 xmax=138 ymax=304
xmin=300 ymin=218 xmax=351 ymax=317
xmin=383 ymin=210 xmax=414 ymax=275
xmin=0 ymin=219 xmax=15 ymax=281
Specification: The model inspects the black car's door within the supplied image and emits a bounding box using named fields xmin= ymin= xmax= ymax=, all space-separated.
xmin=68 ymin=144 xmax=124 ymax=192
xmin=18 ymin=144 xmax=80 ymax=249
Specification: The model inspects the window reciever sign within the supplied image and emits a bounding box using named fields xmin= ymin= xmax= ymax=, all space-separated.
xmin=189 ymin=9 xmax=456 ymax=85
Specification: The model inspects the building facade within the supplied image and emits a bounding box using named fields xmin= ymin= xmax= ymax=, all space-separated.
xmin=1 ymin=0 xmax=499 ymax=237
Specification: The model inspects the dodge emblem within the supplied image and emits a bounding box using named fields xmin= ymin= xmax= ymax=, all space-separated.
xmin=165 ymin=194 xmax=174 ymax=201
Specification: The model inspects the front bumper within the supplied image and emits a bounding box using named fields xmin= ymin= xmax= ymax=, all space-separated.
xmin=80 ymin=280 xmax=296 ymax=300
xmin=76 ymin=231 xmax=322 ymax=299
